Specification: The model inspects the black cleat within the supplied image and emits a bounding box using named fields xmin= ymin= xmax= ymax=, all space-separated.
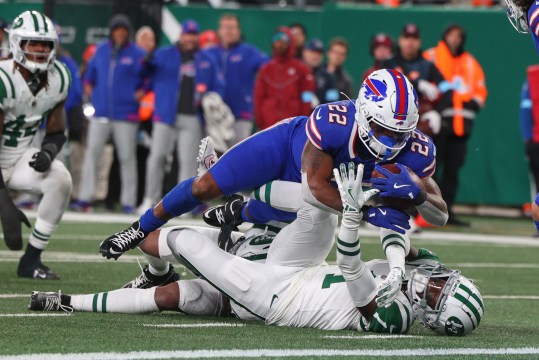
xmin=203 ymin=194 xmax=244 ymax=228
xmin=122 ymin=264 xmax=180 ymax=289
xmin=28 ymin=291 xmax=73 ymax=312
xmin=17 ymin=258 xmax=60 ymax=280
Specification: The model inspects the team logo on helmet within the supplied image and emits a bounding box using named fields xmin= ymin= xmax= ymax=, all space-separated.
xmin=363 ymin=78 xmax=387 ymax=103
xmin=445 ymin=316 xmax=465 ymax=336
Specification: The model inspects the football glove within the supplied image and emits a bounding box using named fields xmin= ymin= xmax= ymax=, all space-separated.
xmin=333 ymin=162 xmax=379 ymax=229
xmin=29 ymin=150 xmax=52 ymax=173
xmin=371 ymin=164 xmax=424 ymax=202
xmin=417 ymin=79 xmax=440 ymax=102
xmin=376 ymin=267 xmax=405 ymax=308
xmin=363 ymin=206 xmax=410 ymax=234
xmin=99 ymin=221 xmax=150 ymax=260
xmin=0 ymin=188 xmax=31 ymax=250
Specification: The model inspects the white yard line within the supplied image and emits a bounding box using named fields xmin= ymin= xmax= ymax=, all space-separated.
xmin=323 ymin=335 xmax=425 ymax=339
xmin=0 ymin=313 xmax=71 ymax=317
xmin=143 ymin=323 xmax=246 ymax=328
xmin=483 ymin=295 xmax=539 ymax=300
xmin=1 ymin=348 xmax=539 ymax=359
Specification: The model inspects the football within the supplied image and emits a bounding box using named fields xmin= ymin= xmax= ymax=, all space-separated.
xmin=370 ymin=163 xmax=424 ymax=213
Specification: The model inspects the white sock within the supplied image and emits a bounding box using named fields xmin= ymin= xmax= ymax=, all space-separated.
xmin=28 ymin=218 xmax=57 ymax=250
xmin=249 ymin=180 xmax=303 ymax=212
xmin=145 ymin=254 xmax=170 ymax=276
xmin=70 ymin=288 xmax=159 ymax=313
xmin=381 ymin=232 xmax=408 ymax=273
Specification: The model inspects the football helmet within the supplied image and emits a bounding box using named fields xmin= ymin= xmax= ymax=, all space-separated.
xmin=504 ymin=0 xmax=529 ymax=33
xmin=8 ymin=11 xmax=58 ymax=73
xmin=407 ymin=264 xmax=485 ymax=336
xmin=356 ymin=69 xmax=419 ymax=161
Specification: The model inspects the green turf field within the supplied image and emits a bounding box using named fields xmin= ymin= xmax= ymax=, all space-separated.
xmin=0 ymin=215 xmax=538 ymax=359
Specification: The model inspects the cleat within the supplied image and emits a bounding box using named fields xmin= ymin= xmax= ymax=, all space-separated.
xmin=123 ymin=264 xmax=180 ymax=289
xmin=203 ymin=194 xmax=244 ymax=228
xmin=197 ymin=136 xmax=218 ymax=177
xmin=28 ymin=291 xmax=72 ymax=312
xmin=17 ymin=258 xmax=60 ymax=280
xmin=99 ymin=221 xmax=150 ymax=260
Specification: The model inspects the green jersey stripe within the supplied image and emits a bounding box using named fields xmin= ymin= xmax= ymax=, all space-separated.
xmin=30 ymin=11 xmax=40 ymax=32
xmin=254 ymin=187 xmax=261 ymax=201
xmin=381 ymin=233 xmax=405 ymax=245
xmin=459 ymin=284 xmax=484 ymax=313
xmin=0 ymin=67 xmax=15 ymax=99
xmin=54 ymin=63 xmax=65 ymax=93
xmin=383 ymin=240 xmax=406 ymax=252
xmin=337 ymin=247 xmax=360 ymax=256
xmin=0 ymin=72 xmax=7 ymax=100
xmin=101 ymin=292 xmax=108 ymax=313
xmin=60 ymin=62 xmax=72 ymax=90
xmin=265 ymin=181 xmax=273 ymax=206
xmin=337 ymin=237 xmax=360 ymax=248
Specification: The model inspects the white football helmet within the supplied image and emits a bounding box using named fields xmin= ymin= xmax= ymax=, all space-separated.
xmin=356 ymin=69 xmax=419 ymax=161
xmin=407 ymin=264 xmax=485 ymax=336
xmin=8 ymin=10 xmax=58 ymax=73
xmin=504 ymin=0 xmax=529 ymax=33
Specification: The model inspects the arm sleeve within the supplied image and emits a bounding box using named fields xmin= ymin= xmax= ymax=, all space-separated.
xmin=84 ymin=55 xmax=97 ymax=86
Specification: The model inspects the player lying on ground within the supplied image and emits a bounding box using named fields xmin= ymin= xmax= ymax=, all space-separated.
xmin=29 ymin=164 xmax=483 ymax=335
xmin=98 ymin=70 xmax=448 ymax=296
xmin=0 ymin=11 xmax=72 ymax=279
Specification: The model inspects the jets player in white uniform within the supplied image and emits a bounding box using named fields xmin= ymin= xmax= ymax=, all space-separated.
xmin=0 ymin=11 xmax=72 ymax=279
xmin=28 ymin=163 xmax=484 ymax=335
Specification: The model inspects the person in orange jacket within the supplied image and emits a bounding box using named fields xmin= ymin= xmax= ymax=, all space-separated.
xmin=254 ymin=27 xmax=315 ymax=130
xmin=423 ymin=24 xmax=488 ymax=226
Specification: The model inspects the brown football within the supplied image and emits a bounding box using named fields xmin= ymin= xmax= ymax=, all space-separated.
xmin=370 ymin=163 xmax=423 ymax=214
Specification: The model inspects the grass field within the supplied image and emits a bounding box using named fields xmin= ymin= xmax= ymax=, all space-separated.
xmin=0 ymin=213 xmax=538 ymax=359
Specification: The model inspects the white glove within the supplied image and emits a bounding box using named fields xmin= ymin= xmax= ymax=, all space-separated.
xmin=417 ymin=80 xmax=440 ymax=102
xmin=421 ymin=110 xmax=442 ymax=135
xmin=333 ymin=162 xmax=379 ymax=230
xmin=376 ymin=267 xmax=405 ymax=308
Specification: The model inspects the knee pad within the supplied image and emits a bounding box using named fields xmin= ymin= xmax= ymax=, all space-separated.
xmin=178 ymin=279 xmax=227 ymax=317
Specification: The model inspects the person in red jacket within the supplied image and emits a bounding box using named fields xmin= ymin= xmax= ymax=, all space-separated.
xmin=254 ymin=27 xmax=315 ymax=130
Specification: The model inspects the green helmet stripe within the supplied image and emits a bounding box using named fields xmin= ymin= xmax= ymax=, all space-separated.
xmin=39 ymin=12 xmax=48 ymax=32
xmin=454 ymin=292 xmax=481 ymax=328
xmin=460 ymin=284 xmax=484 ymax=313
xmin=0 ymin=67 xmax=15 ymax=99
xmin=54 ymin=62 xmax=65 ymax=93
xmin=30 ymin=11 xmax=40 ymax=32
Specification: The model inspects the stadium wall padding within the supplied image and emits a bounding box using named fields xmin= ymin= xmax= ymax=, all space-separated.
xmin=0 ymin=2 xmax=536 ymax=206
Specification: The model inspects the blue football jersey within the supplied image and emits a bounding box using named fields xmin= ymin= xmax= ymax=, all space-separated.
xmin=528 ymin=2 xmax=539 ymax=55
xmin=305 ymin=100 xmax=436 ymax=179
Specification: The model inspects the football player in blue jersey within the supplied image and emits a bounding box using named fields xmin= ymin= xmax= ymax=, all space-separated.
xmin=505 ymin=0 xmax=539 ymax=54
xmin=99 ymin=69 xmax=447 ymax=307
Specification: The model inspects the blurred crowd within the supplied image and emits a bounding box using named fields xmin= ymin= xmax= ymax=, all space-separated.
xmin=1 ymin=13 xmax=488 ymax=225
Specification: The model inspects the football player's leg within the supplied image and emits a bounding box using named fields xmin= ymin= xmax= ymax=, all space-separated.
xmin=167 ymin=228 xmax=294 ymax=320
xmin=9 ymin=149 xmax=72 ymax=279
xmin=247 ymin=180 xmax=303 ymax=213
xmin=111 ymin=121 xmax=138 ymax=210
xmin=141 ymin=122 xmax=176 ymax=208
xmin=266 ymin=203 xmax=338 ymax=268
xmin=78 ymin=120 xmax=111 ymax=204
xmin=159 ymin=126 xmax=290 ymax=221
xmin=176 ymin=114 xmax=202 ymax=182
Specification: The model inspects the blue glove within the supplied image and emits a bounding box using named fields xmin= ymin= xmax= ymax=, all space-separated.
xmin=363 ymin=206 xmax=411 ymax=234
xmin=371 ymin=164 xmax=424 ymax=202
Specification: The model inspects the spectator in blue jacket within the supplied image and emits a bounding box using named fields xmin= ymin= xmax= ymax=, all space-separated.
xmin=196 ymin=13 xmax=268 ymax=145
xmin=74 ymin=14 xmax=146 ymax=213
xmin=137 ymin=19 xmax=202 ymax=213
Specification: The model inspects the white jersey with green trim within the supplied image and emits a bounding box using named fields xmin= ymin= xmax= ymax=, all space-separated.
xmin=264 ymin=264 xmax=413 ymax=333
xmin=0 ymin=59 xmax=70 ymax=167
